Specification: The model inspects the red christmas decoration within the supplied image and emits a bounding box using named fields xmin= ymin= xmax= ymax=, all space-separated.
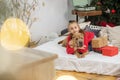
xmin=99 ymin=21 xmax=107 ymax=27
xmin=99 ymin=21 xmax=115 ymax=27
xmin=111 ymin=9 xmax=116 ymax=14
xmin=96 ymin=2 xmax=102 ymax=5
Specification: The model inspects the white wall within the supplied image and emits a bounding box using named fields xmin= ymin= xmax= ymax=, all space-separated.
xmin=30 ymin=0 xmax=90 ymax=42
xmin=68 ymin=0 xmax=76 ymax=20
xmin=30 ymin=0 xmax=69 ymax=41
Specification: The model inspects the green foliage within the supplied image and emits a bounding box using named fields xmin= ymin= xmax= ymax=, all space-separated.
xmin=90 ymin=0 xmax=120 ymax=25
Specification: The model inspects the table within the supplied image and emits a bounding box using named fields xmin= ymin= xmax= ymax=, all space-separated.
xmin=72 ymin=10 xmax=102 ymax=22
xmin=0 ymin=46 xmax=57 ymax=80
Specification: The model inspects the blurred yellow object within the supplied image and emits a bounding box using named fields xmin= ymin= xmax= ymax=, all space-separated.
xmin=0 ymin=18 xmax=30 ymax=50
xmin=56 ymin=75 xmax=77 ymax=80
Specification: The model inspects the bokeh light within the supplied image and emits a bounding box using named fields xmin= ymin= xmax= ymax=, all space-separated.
xmin=56 ymin=75 xmax=77 ymax=80
xmin=0 ymin=18 xmax=30 ymax=50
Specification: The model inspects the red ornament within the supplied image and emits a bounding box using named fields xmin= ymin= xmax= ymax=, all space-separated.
xmin=111 ymin=9 xmax=116 ymax=14
xmin=96 ymin=2 xmax=101 ymax=5
xmin=99 ymin=21 xmax=107 ymax=27
xmin=107 ymin=22 xmax=115 ymax=27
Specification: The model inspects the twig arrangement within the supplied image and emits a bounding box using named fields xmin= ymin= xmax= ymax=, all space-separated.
xmin=0 ymin=0 xmax=41 ymax=47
